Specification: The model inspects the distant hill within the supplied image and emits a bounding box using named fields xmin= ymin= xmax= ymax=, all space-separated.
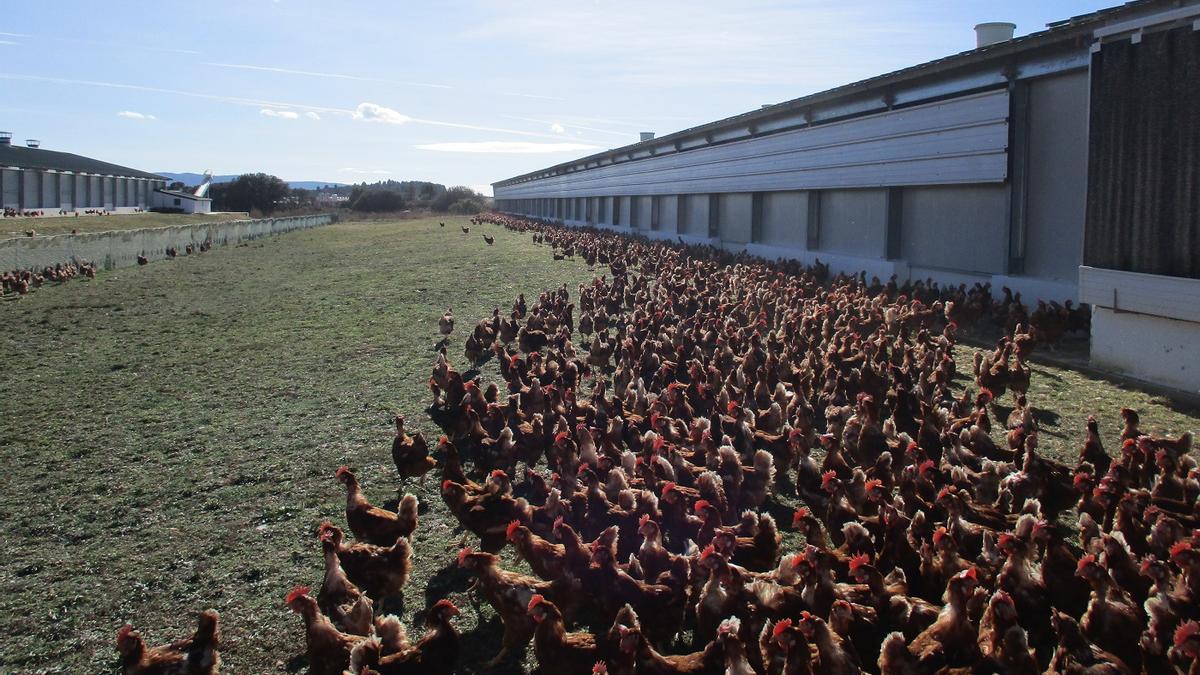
xmin=156 ymin=172 xmax=346 ymax=190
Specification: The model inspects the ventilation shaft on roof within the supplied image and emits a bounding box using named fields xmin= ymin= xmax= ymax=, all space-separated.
xmin=640 ymin=132 xmax=655 ymax=142
xmin=25 ymin=139 xmax=40 ymax=148
xmin=0 ymin=132 xmax=12 ymax=146
xmin=975 ymin=22 xmax=1016 ymax=48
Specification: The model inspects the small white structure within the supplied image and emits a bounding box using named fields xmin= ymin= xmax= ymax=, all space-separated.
xmin=152 ymin=188 xmax=212 ymax=214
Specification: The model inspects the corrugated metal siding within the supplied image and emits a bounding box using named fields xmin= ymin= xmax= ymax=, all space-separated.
xmin=760 ymin=191 xmax=809 ymax=247
xmin=494 ymin=89 xmax=1010 ymax=200
xmin=1084 ymin=25 xmax=1200 ymax=279
xmin=718 ymin=193 xmax=753 ymax=244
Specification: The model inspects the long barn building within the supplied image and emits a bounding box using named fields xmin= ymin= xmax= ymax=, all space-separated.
xmin=494 ymin=0 xmax=1200 ymax=392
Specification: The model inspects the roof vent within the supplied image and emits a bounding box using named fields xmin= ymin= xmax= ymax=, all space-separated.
xmin=0 ymin=132 xmax=11 ymax=146
xmin=25 ymin=139 xmax=40 ymax=148
xmin=975 ymin=22 xmax=1015 ymax=48
xmin=639 ymin=132 xmax=655 ymax=142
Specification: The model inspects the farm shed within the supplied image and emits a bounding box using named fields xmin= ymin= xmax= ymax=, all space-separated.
xmin=0 ymin=134 xmax=167 ymax=213
xmin=494 ymin=0 xmax=1200 ymax=391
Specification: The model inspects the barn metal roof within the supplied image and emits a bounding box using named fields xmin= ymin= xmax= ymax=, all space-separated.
xmin=0 ymin=144 xmax=165 ymax=180
xmin=494 ymin=0 xmax=1178 ymax=188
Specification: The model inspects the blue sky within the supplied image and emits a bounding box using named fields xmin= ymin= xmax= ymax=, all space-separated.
xmin=1 ymin=1 xmax=1114 ymax=194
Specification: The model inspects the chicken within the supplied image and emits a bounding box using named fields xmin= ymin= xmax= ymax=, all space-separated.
xmin=507 ymin=520 xmax=569 ymax=580
xmin=318 ymin=523 xmax=411 ymax=600
xmin=356 ymin=600 xmax=460 ymax=674
xmin=906 ymin=568 xmax=980 ymax=669
xmin=457 ymin=548 xmax=579 ymax=666
xmin=527 ymin=594 xmax=599 ymax=675
xmin=336 ymin=467 xmax=418 ymax=546
xmin=286 ymin=586 xmax=369 ymax=675
xmin=1077 ymin=553 xmax=1144 ymax=670
xmin=390 ymin=415 xmax=435 ymax=482
xmin=318 ymin=528 xmax=375 ymax=636
xmin=441 ymin=478 xmax=530 ymax=552
xmin=116 ymin=610 xmax=221 ymax=675
xmin=1047 ymin=610 xmax=1133 ymax=674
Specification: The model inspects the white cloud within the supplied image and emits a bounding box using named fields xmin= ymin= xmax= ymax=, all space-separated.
xmin=305 ymin=111 xmax=320 ymax=120
xmin=0 ymin=40 xmax=19 ymax=46
xmin=340 ymin=167 xmax=392 ymax=175
xmin=352 ymin=102 xmax=412 ymax=125
xmin=416 ymin=141 xmax=601 ymax=154
xmin=550 ymin=122 xmax=565 ymax=134
xmin=260 ymin=108 xmax=300 ymax=119
xmin=117 ymin=110 xmax=156 ymax=120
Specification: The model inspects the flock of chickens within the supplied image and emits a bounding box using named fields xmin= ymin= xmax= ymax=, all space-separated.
xmin=115 ymin=213 xmax=1197 ymax=674
xmin=1 ymin=260 xmax=97 ymax=297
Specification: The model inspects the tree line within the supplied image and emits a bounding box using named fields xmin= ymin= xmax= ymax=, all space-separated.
xmin=197 ymin=174 xmax=488 ymax=216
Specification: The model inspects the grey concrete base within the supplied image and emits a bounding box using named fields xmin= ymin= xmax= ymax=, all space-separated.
xmin=1090 ymin=306 xmax=1199 ymax=394
xmin=1 ymin=214 xmax=334 ymax=271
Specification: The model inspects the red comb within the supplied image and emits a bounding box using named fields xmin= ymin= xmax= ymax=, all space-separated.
xmin=773 ymin=618 xmax=792 ymax=636
xmin=793 ymin=506 xmax=810 ymax=521
xmin=964 ymin=567 xmax=978 ymax=581
xmin=335 ymin=466 xmax=350 ymax=478
xmin=1076 ymin=553 xmax=1097 ymax=572
xmin=727 ymin=402 xmax=738 ymax=413
xmin=933 ymin=527 xmax=949 ymax=544
xmin=457 ymin=547 xmax=473 ymax=565
xmin=1170 ymin=541 xmax=1193 ymax=558
xmin=527 ymin=594 xmax=546 ymax=612
xmin=653 ymin=436 xmax=665 ymax=451
xmin=821 ymin=470 xmax=838 ymax=489
xmin=937 ymin=486 xmax=954 ymax=501
xmin=865 ymin=478 xmax=883 ymax=491
xmin=555 ymin=431 xmax=570 ymax=443
xmin=286 ymin=586 xmax=310 ymax=604
xmin=998 ymin=533 xmax=1014 ymax=549
xmin=441 ymin=479 xmax=454 ymax=491
xmin=661 ymin=481 xmax=677 ymax=496
xmin=438 ymin=435 xmax=449 ymax=444
xmin=694 ymin=499 xmax=711 ymax=513
xmin=1122 ymin=438 xmax=1136 ymax=449
xmin=117 ymin=624 xmax=135 ymax=641
xmin=638 ymin=514 xmax=650 ymax=527
xmin=1175 ymin=620 xmax=1200 ymax=647
xmin=490 ymin=469 xmax=507 ymax=479
xmin=506 ymin=520 xmax=522 ymax=539
xmin=919 ymin=459 xmax=935 ymax=474
xmin=849 ymin=553 xmax=871 ymax=572
xmin=1073 ymin=473 xmax=1091 ymax=487
xmin=700 ymin=544 xmax=718 ymax=560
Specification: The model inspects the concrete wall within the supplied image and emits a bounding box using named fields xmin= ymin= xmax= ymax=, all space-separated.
xmin=1091 ymin=307 xmax=1200 ymax=393
xmin=818 ymin=189 xmax=887 ymax=258
xmin=901 ymin=185 xmax=1008 ymax=273
xmin=1 ymin=214 xmax=334 ymax=272
xmin=718 ymin=193 xmax=753 ymax=244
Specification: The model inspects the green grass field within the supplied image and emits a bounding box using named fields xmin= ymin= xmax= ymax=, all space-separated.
xmin=2 ymin=212 xmax=250 ymax=238
xmin=0 ymin=216 xmax=1196 ymax=673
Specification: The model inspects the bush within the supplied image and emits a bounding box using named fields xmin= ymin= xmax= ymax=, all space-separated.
xmin=350 ymin=188 xmax=406 ymax=213
xmin=432 ymin=186 xmax=487 ymax=214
